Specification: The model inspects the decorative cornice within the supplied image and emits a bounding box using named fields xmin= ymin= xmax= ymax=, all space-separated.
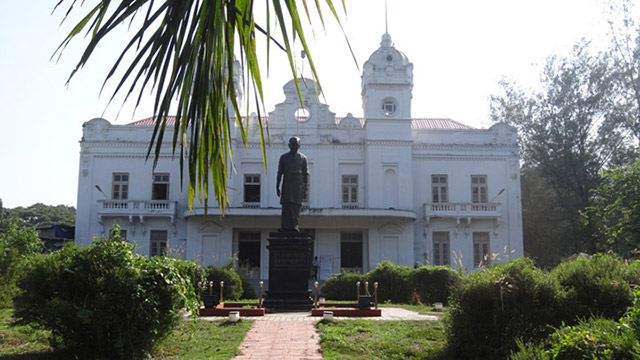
xmin=413 ymin=144 xmax=518 ymax=153
xmin=413 ymin=155 xmax=508 ymax=162
xmin=366 ymin=140 xmax=413 ymax=146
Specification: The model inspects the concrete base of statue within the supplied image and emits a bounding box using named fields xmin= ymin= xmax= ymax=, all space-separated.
xmin=263 ymin=231 xmax=313 ymax=312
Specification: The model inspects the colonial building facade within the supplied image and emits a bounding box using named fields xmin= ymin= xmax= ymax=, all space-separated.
xmin=75 ymin=33 xmax=523 ymax=279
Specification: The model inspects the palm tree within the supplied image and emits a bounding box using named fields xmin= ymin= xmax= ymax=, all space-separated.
xmin=54 ymin=0 xmax=348 ymax=211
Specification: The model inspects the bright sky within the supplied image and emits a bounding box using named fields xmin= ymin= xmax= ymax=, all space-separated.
xmin=0 ymin=0 xmax=616 ymax=209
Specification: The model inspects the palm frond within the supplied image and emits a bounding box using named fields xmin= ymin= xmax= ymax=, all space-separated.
xmin=54 ymin=0 xmax=347 ymax=213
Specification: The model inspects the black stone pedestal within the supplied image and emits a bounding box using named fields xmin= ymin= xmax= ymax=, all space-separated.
xmin=263 ymin=231 xmax=313 ymax=312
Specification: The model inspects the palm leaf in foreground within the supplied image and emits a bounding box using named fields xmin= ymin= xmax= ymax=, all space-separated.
xmin=53 ymin=0 xmax=350 ymax=212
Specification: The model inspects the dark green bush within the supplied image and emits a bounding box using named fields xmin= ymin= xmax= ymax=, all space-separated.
xmin=551 ymin=254 xmax=635 ymax=319
xmin=447 ymin=258 xmax=563 ymax=359
xmin=410 ymin=265 xmax=460 ymax=304
xmin=174 ymin=258 xmax=206 ymax=294
xmin=13 ymin=237 xmax=198 ymax=359
xmin=320 ymin=272 xmax=365 ymax=300
xmin=205 ymin=266 xmax=243 ymax=301
xmin=510 ymin=317 xmax=640 ymax=360
xmin=366 ymin=261 xmax=413 ymax=303
xmin=0 ymin=221 xmax=41 ymax=308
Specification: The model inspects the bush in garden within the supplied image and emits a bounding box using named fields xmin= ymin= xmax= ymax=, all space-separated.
xmin=511 ymin=290 xmax=640 ymax=359
xmin=205 ymin=266 xmax=243 ymax=301
xmin=510 ymin=317 xmax=640 ymax=360
xmin=447 ymin=258 xmax=564 ymax=359
xmin=0 ymin=221 xmax=41 ymax=308
xmin=13 ymin=237 xmax=199 ymax=360
xmin=410 ymin=265 xmax=460 ymax=305
xmin=366 ymin=261 xmax=413 ymax=303
xmin=320 ymin=272 xmax=365 ymax=300
xmin=174 ymin=258 xmax=206 ymax=295
xmin=550 ymin=253 xmax=636 ymax=319
xmin=623 ymin=290 xmax=640 ymax=342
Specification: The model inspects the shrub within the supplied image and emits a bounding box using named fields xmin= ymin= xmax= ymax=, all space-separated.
xmin=13 ymin=237 xmax=198 ymax=359
xmin=623 ymin=290 xmax=640 ymax=342
xmin=366 ymin=261 xmax=413 ymax=303
xmin=550 ymin=254 xmax=635 ymax=319
xmin=320 ymin=272 xmax=365 ymax=300
xmin=174 ymin=259 xmax=207 ymax=295
xmin=510 ymin=318 xmax=640 ymax=360
xmin=410 ymin=265 xmax=460 ymax=305
xmin=0 ymin=221 xmax=41 ymax=308
xmin=205 ymin=266 xmax=243 ymax=301
xmin=447 ymin=258 xmax=563 ymax=359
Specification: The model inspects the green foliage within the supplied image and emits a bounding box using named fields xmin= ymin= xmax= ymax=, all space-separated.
xmin=205 ymin=266 xmax=243 ymax=301
xmin=320 ymin=272 xmax=365 ymax=300
xmin=550 ymin=254 xmax=637 ymax=319
xmin=4 ymin=203 xmax=75 ymax=227
xmin=623 ymin=290 xmax=640 ymax=342
xmin=366 ymin=261 xmax=413 ymax=303
xmin=491 ymin=12 xmax=640 ymax=261
xmin=0 ymin=221 xmax=41 ymax=308
xmin=235 ymin=263 xmax=258 ymax=299
xmin=510 ymin=318 xmax=640 ymax=360
xmin=410 ymin=265 xmax=461 ymax=305
xmin=585 ymin=159 xmax=640 ymax=257
xmin=12 ymin=236 xmax=199 ymax=359
xmin=447 ymin=258 xmax=564 ymax=359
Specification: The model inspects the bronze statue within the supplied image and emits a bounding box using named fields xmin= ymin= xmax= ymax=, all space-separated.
xmin=276 ymin=137 xmax=309 ymax=231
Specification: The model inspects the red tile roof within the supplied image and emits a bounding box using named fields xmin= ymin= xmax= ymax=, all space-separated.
xmin=128 ymin=116 xmax=473 ymax=129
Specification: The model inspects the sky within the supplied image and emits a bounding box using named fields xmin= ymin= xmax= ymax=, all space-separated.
xmin=0 ymin=0 xmax=617 ymax=209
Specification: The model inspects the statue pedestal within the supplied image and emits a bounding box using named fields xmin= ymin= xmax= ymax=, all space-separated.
xmin=263 ymin=231 xmax=313 ymax=312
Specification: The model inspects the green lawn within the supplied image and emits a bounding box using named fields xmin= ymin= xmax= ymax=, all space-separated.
xmin=378 ymin=303 xmax=448 ymax=318
xmin=317 ymin=319 xmax=450 ymax=360
xmin=0 ymin=309 xmax=252 ymax=360
xmin=0 ymin=308 xmax=56 ymax=359
xmin=153 ymin=319 xmax=253 ymax=359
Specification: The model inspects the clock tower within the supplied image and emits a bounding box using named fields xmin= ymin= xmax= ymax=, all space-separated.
xmin=361 ymin=33 xmax=413 ymax=140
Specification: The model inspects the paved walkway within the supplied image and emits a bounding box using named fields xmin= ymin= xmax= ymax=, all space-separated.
xmin=200 ymin=308 xmax=438 ymax=359
xmin=232 ymin=320 xmax=322 ymax=360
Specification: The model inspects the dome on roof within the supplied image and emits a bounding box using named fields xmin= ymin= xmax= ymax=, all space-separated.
xmin=364 ymin=33 xmax=410 ymax=70
xmin=283 ymin=77 xmax=322 ymax=95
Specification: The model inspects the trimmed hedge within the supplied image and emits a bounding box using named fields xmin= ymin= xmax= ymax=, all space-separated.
xmin=366 ymin=261 xmax=413 ymax=303
xmin=205 ymin=266 xmax=243 ymax=301
xmin=320 ymin=272 xmax=365 ymax=300
xmin=321 ymin=262 xmax=459 ymax=304
xmin=410 ymin=266 xmax=460 ymax=305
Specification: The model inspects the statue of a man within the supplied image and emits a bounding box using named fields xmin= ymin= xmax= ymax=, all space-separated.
xmin=276 ymin=137 xmax=309 ymax=232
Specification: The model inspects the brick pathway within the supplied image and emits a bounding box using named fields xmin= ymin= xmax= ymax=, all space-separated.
xmin=232 ymin=320 xmax=322 ymax=360
xmin=201 ymin=308 xmax=438 ymax=359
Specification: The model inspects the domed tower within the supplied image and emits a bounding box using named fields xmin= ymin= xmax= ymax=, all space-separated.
xmin=362 ymin=33 xmax=414 ymax=211
xmin=361 ymin=33 xmax=414 ymax=140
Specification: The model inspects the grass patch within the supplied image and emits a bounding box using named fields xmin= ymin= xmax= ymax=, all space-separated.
xmin=152 ymin=319 xmax=253 ymax=359
xmin=317 ymin=320 xmax=448 ymax=360
xmin=0 ymin=308 xmax=57 ymax=359
xmin=0 ymin=309 xmax=253 ymax=360
xmin=378 ymin=303 xmax=448 ymax=318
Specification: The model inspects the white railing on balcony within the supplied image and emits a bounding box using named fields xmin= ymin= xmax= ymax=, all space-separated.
xmin=98 ymin=200 xmax=176 ymax=216
xmin=425 ymin=202 xmax=501 ymax=218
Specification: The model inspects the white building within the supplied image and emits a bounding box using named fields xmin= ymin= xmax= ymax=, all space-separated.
xmin=75 ymin=33 xmax=523 ymax=279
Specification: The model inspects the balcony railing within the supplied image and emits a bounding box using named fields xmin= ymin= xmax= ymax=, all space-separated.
xmin=424 ymin=202 xmax=501 ymax=222
xmin=97 ymin=200 xmax=177 ymax=222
